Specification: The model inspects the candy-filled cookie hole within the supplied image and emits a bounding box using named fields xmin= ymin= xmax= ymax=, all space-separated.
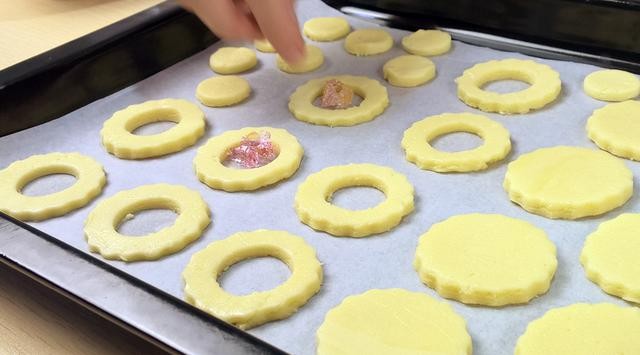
xmin=117 ymin=208 xmax=178 ymax=236
xmin=329 ymin=186 xmax=386 ymax=210
xmin=219 ymin=257 xmax=291 ymax=296
xmin=481 ymin=79 xmax=531 ymax=94
xmin=20 ymin=173 xmax=77 ymax=196
xmin=126 ymin=107 xmax=180 ymax=136
xmin=313 ymin=79 xmax=363 ymax=109
xmin=313 ymin=94 xmax=363 ymax=109
xmin=430 ymin=132 xmax=484 ymax=152
xmin=222 ymin=131 xmax=280 ymax=169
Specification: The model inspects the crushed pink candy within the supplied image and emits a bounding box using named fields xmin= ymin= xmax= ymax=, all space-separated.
xmin=320 ymin=79 xmax=354 ymax=109
xmin=225 ymin=131 xmax=278 ymax=169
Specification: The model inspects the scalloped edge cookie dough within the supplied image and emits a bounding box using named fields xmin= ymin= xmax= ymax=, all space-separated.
xmin=294 ymin=163 xmax=414 ymax=237
xmin=402 ymin=112 xmax=511 ymax=172
xmin=456 ymin=58 xmax=562 ymax=114
xmin=288 ymin=75 xmax=389 ymax=127
xmin=0 ymin=152 xmax=106 ymax=221
xmin=383 ymin=55 xmax=436 ymax=87
xmin=84 ymin=184 xmax=210 ymax=262
xmin=587 ymin=100 xmax=640 ymax=161
xmin=581 ymin=213 xmax=640 ymax=304
xmin=344 ymin=28 xmax=393 ymax=56
xmin=503 ymin=146 xmax=633 ymax=219
xmin=254 ymin=39 xmax=275 ymax=53
xmin=183 ymin=230 xmax=322 ymax=330
xmin=303 ymin=17 xmax=350 ymax=41
xmin=276 ymin=44 xmax=324 ymax=74
xmin=317 ymin=289 xmax=472 ymax=355
xmin=583 ymin=69 xmax=640 ymax=101
xmin=414 ymin=214 xmax=557 ymax=306
xmin=209 ymin=47 xmax=257 ymax=74
xmin=101 ymin=98 xmax=205 ymax=159
xmin=401 ymin=29 xmax=452 ymax=56
xmin=196 ymin=75 xmax=251 ymax=107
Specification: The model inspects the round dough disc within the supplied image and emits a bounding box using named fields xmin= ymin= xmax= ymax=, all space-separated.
xmin=196 ymin=76 xmax=251 ymax=107
xmin=383 ymin=55 xmax=435 ymax=87
xmin=414 ymin=214 xmax=557 ymax=306
xmin=303 ymin=17 xmax=350 ymax=41
xmin=317 ymin=289 xmax=472 ymax=355
xmin=583 ymin=69 xmax=640 ymax=101
xmin=276 ymin=45 xmax=324 ymax=74
xmin=587 ymin=100 xmax=640 ymax=160
xmin=503 ymin=146 xmax=633 ymax=219
xmin=401 ymin=29 xmax=452 ymax=56
xmin=209 ymin=47 xmax=257 ymax=74
xmin=344 ymin=29 xmax=393 ymax=56
xmin=254 ymin=39 xmax=275 ymax=53
xmin=581 ymin=213 xmax=640 ymax=303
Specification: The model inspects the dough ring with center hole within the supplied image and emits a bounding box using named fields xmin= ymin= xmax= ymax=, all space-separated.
xmin=402 ymin=112 xmax=511 ymax=172
xmin=456 ymin=58 xmax=561 ymax=114
xmin=587 ymin=100 xmax=640 ymax=161
xmin=294 ymin=163 xmax=414 ymax=237
xmin=182 ymin=229 xmax=323 ymax=330
xmin=0 ymin=152 xmax=106 ymax=221
xmin=84 ymin=184 xmax=210 ymax=261
xmin=101 ymin=99 xmax=205 ymax=159
xmin=288 ymin=75 xmax=389 ymax=127
xmin=193 ymin=127 xmax=303 ymax=192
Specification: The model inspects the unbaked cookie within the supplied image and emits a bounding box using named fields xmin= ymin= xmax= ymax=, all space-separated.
xmin=209 ymin=47 xmax=257 ymax=74
xmin=583 ymin=69 xmax=640 ymax=101
xmin=344 ymin=29 xmax=393 ymax=56
xmin=276 ymin=44 xmax=324 ymax=74
xmin=382 ymin=55 xmax=435 ymax=87
xmin=587 ymin=100 xmax=640 ymax=160
xmin=401 ymin=29 xmax=451 ymax=56
xmin=303 ymin=17 xmax=350 ymax=41
xmin=196 ymin=75 xmax=251 ymax=107
xmin=504 ymin=146 xmax=633 ymax=219
xmin=254 ymin=39 xmax=275 ymax=53
xmin=317 ymin=289 xmax=472 ymax=355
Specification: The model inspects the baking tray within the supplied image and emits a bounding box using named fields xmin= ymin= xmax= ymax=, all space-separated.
xmin=1 ymin=0 xmax=639 ymax=354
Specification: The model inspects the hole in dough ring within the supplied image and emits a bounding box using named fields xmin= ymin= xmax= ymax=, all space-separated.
xmin=402 ymin=112 xmax=511 ymax=172
xmin=193 ymin=127 xmax=303 ymax=192
xmin=455 ymin=59 xmax=561 ymax=114
xmin=84 ymin=184 xmax=210 ymax=261
xmin=288 ymin=75 xmax=389 ymax=127
xmin=0 ymin=152 xmax=106 ymax=221
xmin=101 ymin=99 xmax=205 ymax=159
xmin=182 ymin=229 xmax=323 ymax=330
xmin=295 ymin=163 xmax=414 ymax=237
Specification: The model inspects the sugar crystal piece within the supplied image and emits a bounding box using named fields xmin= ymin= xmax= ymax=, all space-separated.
xmin=225 ymin=131 xmax=278 ymax=169
xmin=320 ymin=79 xmax=354 ymax=109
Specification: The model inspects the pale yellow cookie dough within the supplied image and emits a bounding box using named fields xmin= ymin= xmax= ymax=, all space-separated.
xmin=581 ymin=213 xmax=640 ymax=304
xmin=276 ymin=44 xmax=324 ymax=74
xmin=101 ymin=98 xmax=205 ymax=159
xmin=587 ymin=100 xmax=640 ymax=161
xmin=402 ymin=112 xmax=511 ymax=172
xmin=194 ymin=127 xmax=303 ymax=192
xmin=382 ymin=55 xmax=436 ymax=87
xmin=303 ymin=17 xmax=350 ymax=41
xmin=183 ymin=230 xmax=322 ymax=330
xmin=504 ymin=146 xmax=633 ymax=219
xmin=209 ymin=47 xmax=257 ymax=74
xmin=456 ymin=59 xmax=562 ymax=114
xmin=415 ymin=214 xmax=557 ymax=306
xmin=515 ymin=303 xmax=640 ymax=355
xmin=0 ymin=152 xmax=106 ymax=221
xmin=254 ymin=39 xmax=275 ymax=53
xmin=196 ymin=75 xmax=251 ymax=107
xmin=295 ymin=163 xmax=414 ymax=237
xmin=401 ymin=29 xmax=452 ymax=56
xmin=288 ymin=75 xmax=389 ymax=127
xmin=84 ymin=184 xmax=210 ymax=261
xmin=583 ymin=69 xmax=640 ymax=101
xmin=317 ymin=289 xmax=472 ymax=355
xmin=344 ymin=28 xmax=393 ymax=56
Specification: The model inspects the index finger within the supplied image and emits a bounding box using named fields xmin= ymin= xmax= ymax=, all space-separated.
xmin=246 ymin=0 xmax=305 ymax=63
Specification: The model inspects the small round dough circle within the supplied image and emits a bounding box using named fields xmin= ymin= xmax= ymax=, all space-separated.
xmin=456 ymin=59 xmax=562 ymax=114
xmin=254 ymin=39 xmax=275 ymax=53
xmin=515 ymin=303 xmax=640 ymax=355
xmin=84 ymin=184 xmax=210 ymax=261
xmin=401 ymin=29 xmax=452 ymax=56
xmin=583 ymin=69 xmax=640 ymax=101
xmin=288 ymin=75 xmax=389 ymax=127
xmin=303 ymin=17 xmax=350 ymax=41
xmin=317 ymin=289 xmax=472 ymax=355
xmin=344 ymin=28 xmax=393 ymax=56
xmin=503 ymin=146 xmax=633 ymax=219
xmin=196 ymin=76 xmax=251 ymax=107
xmin=581 ymin=213 xmax=640 ymax=304
xmin=383 ymin=55 xmax=436 ymax=87
xmin=193 ymin=127 xmax=303 ymax=192
xmin=587 ymin=100 xmax=640 ymax=161
xmin=294 ymin=163 xmax=414 ymax=237
xmin=209 ymin=47 xmax=257 ymax=74
xmin=276 ymin=45 xmax=324 ymax=74
xmin=402 ymin=112 xmax=511 ymax=172
xmin=101 ymin=99 xmax=205 ymax=159
xmin=0 ymin=152 xmax=106 ymax=221
xmin=414 ymin=214 xmax=557 ymax=306
xmin=183 ymin=230 xmax=323 ymax=330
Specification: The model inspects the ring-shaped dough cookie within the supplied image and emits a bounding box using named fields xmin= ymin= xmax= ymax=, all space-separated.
xmin=401 ymin=29 xmax=452 ymax=56
xmin=254 ymin=39 xmax=275 ymax=53
xmin=303 ymin=17 xmax=350 ymax=41
xmin=183 ymin=230 xmax=323 ymax=330
xmin=294 ymin=164 xmax=414 ymax=237
xmin=276 ymin=44 xmax=324 ymax=74
xmin=194 ymin=127 xmax=303 ymax=192
xmin=587 ymin=100 xmax=640 ymax=161
xmin=84 ymin=184 xmax=210 ymax=261
xmin=209 ymin=47 xmax=257 ymax=74
xmin=402 ymin=113 xmax=511 ymax=172
xmin=383 ymin=55 xmax=436 ymax=87
xmin=196 ymin=76 xmax=251 ymax=107
xmin=344 ymin=29 xmax=393 ymax=56
xmin=288 ymin=75 xmax=389 ymax=127
xmin=583 ymin=69 xmax=640 ymax=102
xmin=0 ymin=152 xmax=106 ymax=221
xmin=101 ymin=99 xmax=205 ymax=159
xmin=456 ymin=59 xmax=561 ymax=114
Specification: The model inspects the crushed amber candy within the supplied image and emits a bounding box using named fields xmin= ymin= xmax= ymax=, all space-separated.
xmin=320 ymin=79 xmax=354 ymax=109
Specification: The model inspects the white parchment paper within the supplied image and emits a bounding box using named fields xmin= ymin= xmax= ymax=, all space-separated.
xmin=1 ymin=0 xmax=638 ymax=354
